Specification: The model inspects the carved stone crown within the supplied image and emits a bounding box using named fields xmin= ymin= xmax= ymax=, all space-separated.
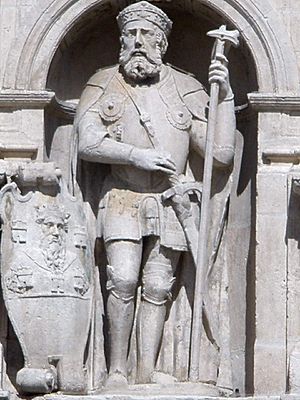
xmin=36 ymin=204 xmax=70 ymax=227
xmin=117 ymin=1 xmax=173 ymax=37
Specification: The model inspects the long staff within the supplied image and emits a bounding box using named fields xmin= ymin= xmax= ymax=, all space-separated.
xmin=189 ymin=25 xmax=239 ymax=381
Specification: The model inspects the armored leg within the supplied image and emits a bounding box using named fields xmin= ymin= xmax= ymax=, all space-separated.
xmin=137 ymin=238 xmax=180 ymax=383
xmin=105 ymin=239 xmax=142 ymax=386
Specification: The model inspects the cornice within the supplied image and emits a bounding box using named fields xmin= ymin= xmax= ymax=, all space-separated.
xmin=0 ymin=90 xmax=55 ymax=108
xmin=248 ymin=92 xmax=300 ymax=112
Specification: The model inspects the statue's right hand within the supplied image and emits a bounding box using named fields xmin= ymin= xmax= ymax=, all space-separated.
xmin=130 ymin=148 xmax=177 ymax=175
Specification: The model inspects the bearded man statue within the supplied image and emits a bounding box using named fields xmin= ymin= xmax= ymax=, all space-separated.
xmin=74 ymin=1 xmax=236 ymax=389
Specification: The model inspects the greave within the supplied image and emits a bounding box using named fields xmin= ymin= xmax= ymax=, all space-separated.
xmin=136 ymin=300 xmax=167 ymax=383
xmin=107 ymin=293 xmax=135 ymax=377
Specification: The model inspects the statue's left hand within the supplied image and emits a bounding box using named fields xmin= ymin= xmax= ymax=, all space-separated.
xmin=208 ymin=53 xmax=233 ymax=102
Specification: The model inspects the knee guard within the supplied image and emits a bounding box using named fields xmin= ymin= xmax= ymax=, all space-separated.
xmin=106 ymin=265 xmax=137 ymax=302
xmin=142 ymin=264 xmax=176 ymax=305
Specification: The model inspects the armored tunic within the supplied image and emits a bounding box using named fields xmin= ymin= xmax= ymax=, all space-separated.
xmin=76 ymin=64 xmax=208 ymax=250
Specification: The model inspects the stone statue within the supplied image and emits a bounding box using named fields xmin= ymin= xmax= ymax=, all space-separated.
xmin=74 ymin=1 xmax=236 ymax=388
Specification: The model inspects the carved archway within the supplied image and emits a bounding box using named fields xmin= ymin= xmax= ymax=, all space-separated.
xmin=3 ymin=0 xmax=299 ymax=93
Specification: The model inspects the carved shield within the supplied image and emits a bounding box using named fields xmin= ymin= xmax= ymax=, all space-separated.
xmin=0 ymin=183 xmax=94 ymax=393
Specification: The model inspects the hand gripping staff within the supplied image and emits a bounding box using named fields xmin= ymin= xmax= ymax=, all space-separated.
xmin=189 ymin=25 xmax=239 ymax=382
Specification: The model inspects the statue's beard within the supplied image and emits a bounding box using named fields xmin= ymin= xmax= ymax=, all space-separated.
xmin=41 ymin=235 xmax=66 ymax=273
xmin=119 ymin=48 xmax=162 ymax=82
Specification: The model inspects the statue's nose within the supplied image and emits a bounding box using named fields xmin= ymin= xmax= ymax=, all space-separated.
xmin=51 ymin=225 xmax=59 ymax=236
xmin=135 ymin=29 xmax=143 ymax=47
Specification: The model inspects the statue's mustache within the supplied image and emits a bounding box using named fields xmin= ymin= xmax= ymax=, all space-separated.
xmin=120 ymin=47 xmax=161 ymax=65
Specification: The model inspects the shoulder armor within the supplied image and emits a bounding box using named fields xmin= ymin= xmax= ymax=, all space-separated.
xmin=170 ymin=66 xmax=205 ymax=95
xmin=86 ymin=65 xmax=119 ymax=89
xmin=75 ymin=66 xmax=119 ymax=125
xmin=166 ymin=63 xmax=196 ymax=78
xmin=169 ymin=66 xmax=208 ymax=122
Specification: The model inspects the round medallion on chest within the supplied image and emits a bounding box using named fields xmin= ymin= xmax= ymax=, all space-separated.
xmin=99 ymin=93 xmax=126 ymax=122
xmin=166 ymin=106 xmax=192 ymax=130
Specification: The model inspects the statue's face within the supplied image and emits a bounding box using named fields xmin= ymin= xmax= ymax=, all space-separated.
xmin=41 ymin=217 xmax=65 ymax=244
xmin=119 ymin=20 xmax=164 ymax=82
xmin=122 ymin=20 xmax=158 ymax=59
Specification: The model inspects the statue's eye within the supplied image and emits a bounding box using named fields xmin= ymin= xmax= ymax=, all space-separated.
xmin=125 ymin=30 xmax=135 ymax=38
xmin=141 ymin=29 xmax=155 ymax=38
xmin=146 ymin=31 xmax=155 ymax=37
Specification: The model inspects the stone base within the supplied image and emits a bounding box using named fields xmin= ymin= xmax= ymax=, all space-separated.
xmin=43 ymin=382 xmax=222 ymax=399
xmin=33 ymin=386 xmax=300 ymax=400
xmin=39 ymin=382 xmax=290 ymax=400
xmin=42 ymin=395 xmax=282 ymax=400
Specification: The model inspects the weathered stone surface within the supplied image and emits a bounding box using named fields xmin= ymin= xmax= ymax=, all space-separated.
xmin=44 ymin=396 xmax=281 ymax=400
xmin=72 ymin=2 xmax=244 ymax=394
xmin=0 ymin=174 xmax=94 ymax=394
xmin=0 ymin=0 xmax=300 ymax=398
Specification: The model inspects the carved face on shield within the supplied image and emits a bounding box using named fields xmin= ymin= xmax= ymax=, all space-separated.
xmin=41 ymin=216 xmax=66 ymax=244
xmin=36 ymin=205 xmax=70 ymax=272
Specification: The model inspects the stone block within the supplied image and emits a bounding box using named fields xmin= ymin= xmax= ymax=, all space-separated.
xmin=254 ymin=169 xmax=288 ymax=394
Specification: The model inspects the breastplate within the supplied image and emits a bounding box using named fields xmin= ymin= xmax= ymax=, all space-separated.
xmin=97 ymin=70 xmax=192 ymax=190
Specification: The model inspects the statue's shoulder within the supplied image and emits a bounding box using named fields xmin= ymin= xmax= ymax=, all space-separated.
xmin=86 ymin=65 xmax=119 ymax=89
xmin=167 ymin=65 xmax=208 ymax=121
xmin=167 ymin=64 xmax=206 ymax=96
xmin=76 ymin=65 xmax=119 ymax=122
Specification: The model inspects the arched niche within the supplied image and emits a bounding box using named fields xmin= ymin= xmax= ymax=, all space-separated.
xmin=4 ymin=0 xmax=299 ymax=93
xmin=44 ymin=1 xmax=257 ymax=200
xmin=43 ymin=1 xmax=258 ymax=394
xmin=45 ymin=1 xmax=255 ymax=104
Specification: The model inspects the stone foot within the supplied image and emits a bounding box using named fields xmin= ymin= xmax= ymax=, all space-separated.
xmin=151 ymin=371 xmax=177 ymax=385
xmin=105 ymin=372 xmax=128 ymax=390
